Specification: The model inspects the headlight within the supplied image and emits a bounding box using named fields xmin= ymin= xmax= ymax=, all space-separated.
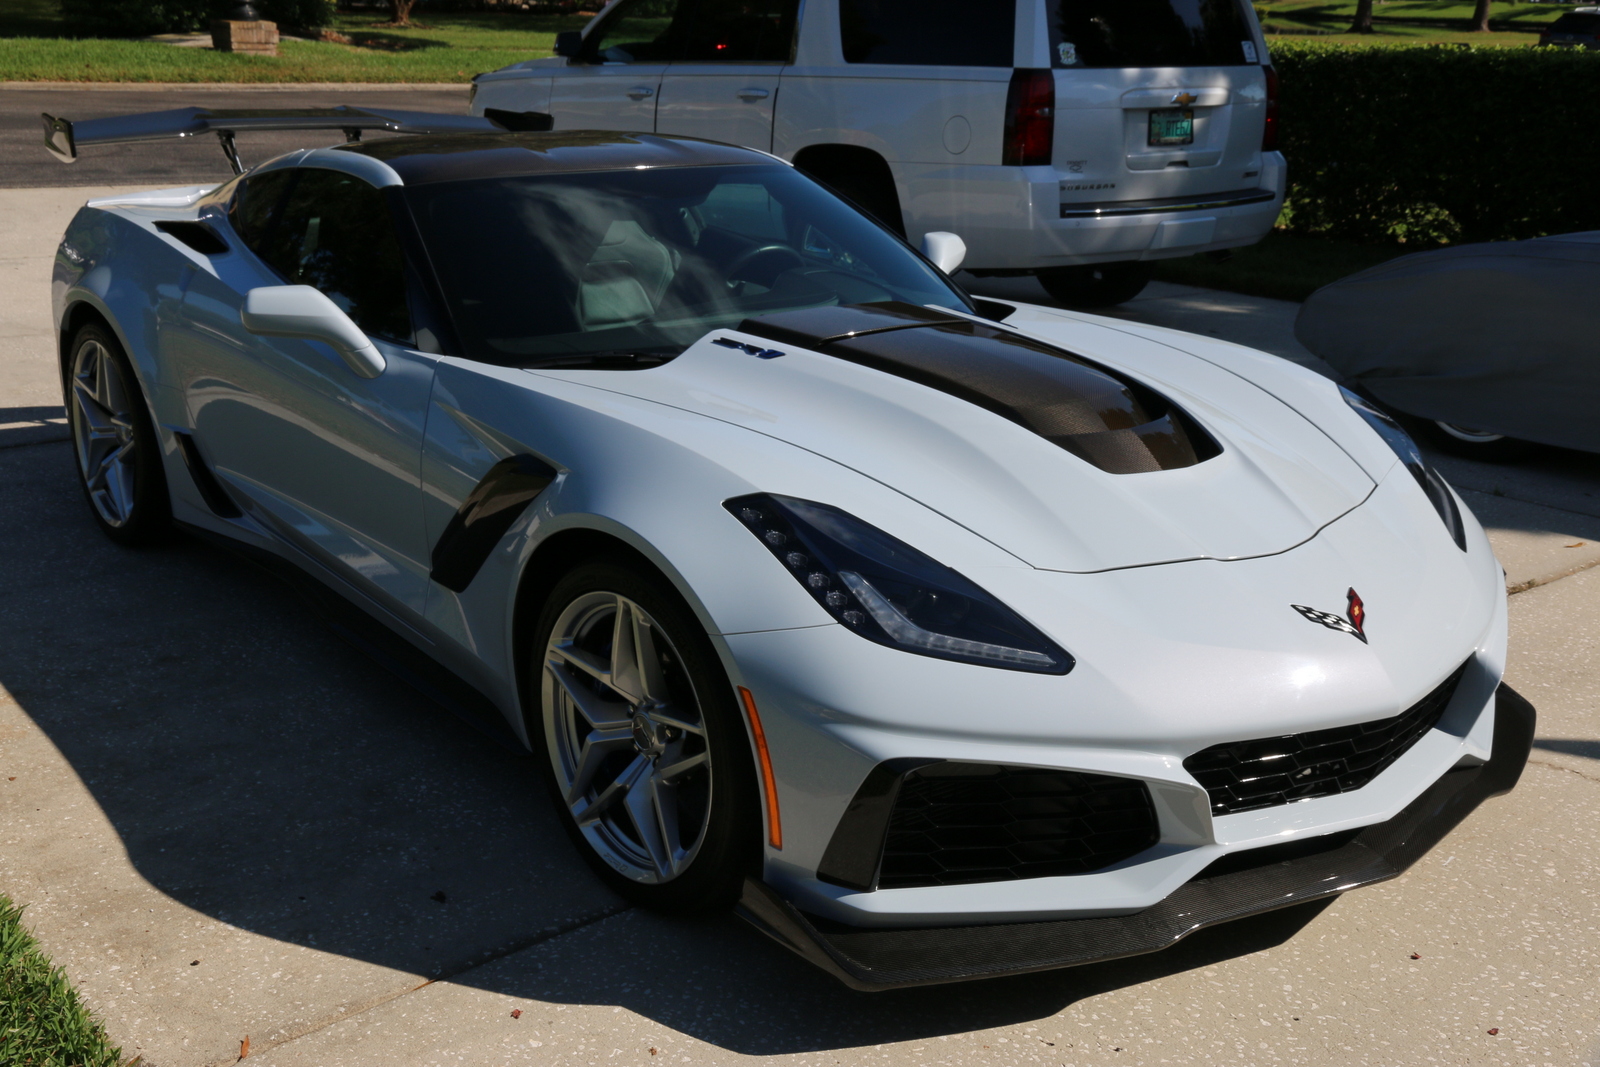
xmin=1340 ymin=387 xmax=1466 ymax=551
xmin=726 ymin=494 xmax=1073 ymax=674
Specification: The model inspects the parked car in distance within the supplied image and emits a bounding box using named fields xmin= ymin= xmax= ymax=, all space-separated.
xmin=469 ymin=0 xmax=1287 ymax=308
xmin=1538 ymin=7 xmax=1600 ymax=48
xmin=1295 ymin=232 xmax=1600 ymax=462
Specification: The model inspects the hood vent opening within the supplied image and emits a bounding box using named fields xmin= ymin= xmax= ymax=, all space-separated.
xmin=741 ymin=302 xmax=1220 ymax=475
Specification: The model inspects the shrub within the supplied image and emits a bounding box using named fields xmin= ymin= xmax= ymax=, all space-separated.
xmin=1271 ymin=42 xmax=1600 ymax=245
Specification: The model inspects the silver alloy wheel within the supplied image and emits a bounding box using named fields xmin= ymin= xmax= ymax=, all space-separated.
xmin=1435 ymin=421 xmax=1506 ymax=444
xmin=69 ymin=337 xmax=139 ymax=527
xmin=542 ymin=591 xmax=712 ymax=884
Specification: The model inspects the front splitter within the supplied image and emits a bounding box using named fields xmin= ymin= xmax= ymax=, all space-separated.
xmin=737 ymin=684 xmax=1536 ymax=990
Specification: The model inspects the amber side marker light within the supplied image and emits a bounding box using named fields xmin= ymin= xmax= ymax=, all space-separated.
xmin=738 ymin=686 xmax=782 ymax=849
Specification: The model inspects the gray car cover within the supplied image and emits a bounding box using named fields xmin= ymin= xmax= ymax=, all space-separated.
xmin=1294 ymin=233 xmax=1600 ymax=452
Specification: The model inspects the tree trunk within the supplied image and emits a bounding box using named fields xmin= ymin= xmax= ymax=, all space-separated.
xmin=388 ymin=0 xmax=417 ymax=25
xmin=1471 ymin=0 xmax=1492 ymax=32
xmin=1349 ymin=0 xmax=1374 ymax=33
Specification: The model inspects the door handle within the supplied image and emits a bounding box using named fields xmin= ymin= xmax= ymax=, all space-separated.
xmin=736 ymin=87 xmax=771 ymax=102
xmin=626 ymin=85 xmax=655 ymax=100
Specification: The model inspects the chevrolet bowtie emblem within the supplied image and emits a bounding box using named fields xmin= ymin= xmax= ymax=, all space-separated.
xmin=1172 ymin=92 xmax=1198 ymax=106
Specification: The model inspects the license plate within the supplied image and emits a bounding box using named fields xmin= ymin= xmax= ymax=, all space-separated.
xmin=1148 ymin=108 xmax=1194 ymax=147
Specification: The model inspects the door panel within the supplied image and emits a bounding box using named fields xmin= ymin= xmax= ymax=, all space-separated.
xmin=548 ymin=0 xmax=696 ymax=131
xmin=655 ymin=68 xmax=780 ymax=148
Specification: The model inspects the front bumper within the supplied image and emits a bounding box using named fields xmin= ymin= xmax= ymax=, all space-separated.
xmin=736 ymin=683 xmax=1534 ymax=990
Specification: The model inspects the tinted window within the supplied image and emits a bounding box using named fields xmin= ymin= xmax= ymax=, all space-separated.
xmin=229 ymin=170 xmax=296 ymax=255
xmin=253 ymin=169 xmax=411 ymax=343
xmin=1552 ymin=13 xmax=1600 ymax=31
xmin=1051 ymin=0 xmax=1256 ymax=68
xmin=681 ymin=0 xmax=798 ymax=61
xmin=408 ymin=164 xmax=970 ymax=367
xmin=587 ymin=0 xmax=694 ymax=62
xmin=840 ymin=0 xmax=1015 ymax=66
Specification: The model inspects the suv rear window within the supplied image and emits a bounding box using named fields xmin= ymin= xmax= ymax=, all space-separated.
xmin=840 ymin=0 xmax=1014 ymax=67
xmin=1551 ymin=13 xmax=1600 ymax=32
xmin=1051 ymin=0 xmax=1256 ymax=68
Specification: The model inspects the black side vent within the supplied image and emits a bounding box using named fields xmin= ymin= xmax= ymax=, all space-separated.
xmin=155 ymin=220 xmax=228 ymax=256
xmin=740 ymin=302 xmax=1220 ymax=475
xmin=430 ymin=454 xmax=557 ymax=593
xmin=818 ymin=760 xmax=1159 ymax=891
xmin=174 ymin=431 xmax=241 ymax=518
xmin=1184 ymin=661 xmax=1471 ymax=817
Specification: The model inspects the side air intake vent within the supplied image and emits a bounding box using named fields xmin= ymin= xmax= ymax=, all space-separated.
xmin=818 ymin=760 xmax=1159 ymax=891
xmin=1184 ymin=661 xmax=1470 ymax=816
xmin=741 ymin=302 xmax=1220 ymax=475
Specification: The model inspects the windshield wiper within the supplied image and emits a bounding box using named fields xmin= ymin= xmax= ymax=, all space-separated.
xmin=519 ymin=350 xmax=679 ymax=370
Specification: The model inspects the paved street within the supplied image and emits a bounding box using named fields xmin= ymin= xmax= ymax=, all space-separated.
xmin=1 ymin=88 xmax=1598 ymax=1066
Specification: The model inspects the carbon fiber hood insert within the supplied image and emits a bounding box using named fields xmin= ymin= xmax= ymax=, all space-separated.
xmin=741 ymin=302 xmax=1220 ymax=475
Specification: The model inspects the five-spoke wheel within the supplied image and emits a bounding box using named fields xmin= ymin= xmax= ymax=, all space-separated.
xmin=533 ymin=562 xmax=758 ymax=910
xmin=66 ymin=323 xmax=169 ymax=544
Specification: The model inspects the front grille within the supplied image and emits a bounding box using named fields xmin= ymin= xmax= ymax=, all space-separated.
xmin=1184 ymin=662 xmax=1470 ymax=817
xmin=877 ymin=764 xmax=1159 ymax=889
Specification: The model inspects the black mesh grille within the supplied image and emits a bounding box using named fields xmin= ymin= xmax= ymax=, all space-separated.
xmin=877 ymin=765 xmax=1159 ymax=889
xmin=1184 ymin=663 xmax=1470 ymax=817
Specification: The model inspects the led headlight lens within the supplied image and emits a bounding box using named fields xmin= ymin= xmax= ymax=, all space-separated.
xmin=726 ymin=494 xmax=1073 ymax=674
xmin=1341 ymin=386 xmax=1466 ymax=551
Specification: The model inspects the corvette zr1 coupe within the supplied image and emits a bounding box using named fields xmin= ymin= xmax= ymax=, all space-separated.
xmin=44 ymin=107 xmax=1533 ymax=990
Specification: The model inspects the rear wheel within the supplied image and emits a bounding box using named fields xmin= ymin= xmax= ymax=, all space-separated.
xmin=1036 ymin=262 xmax=1152 ymax=308
xmin=65 ymin=322 xmax=171 ymax=545
xmin=531 ymin=561 xmax=759 ymax=913
xmin=1425 ymin=420 xmax=1539 ymax=462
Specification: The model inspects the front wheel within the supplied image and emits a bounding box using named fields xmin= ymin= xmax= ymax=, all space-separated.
xmin=1425 ymin=420 xmax=1539 ymax=462
xmin=1036 ymin=262 xmax=1152 ymax=308
xmin=65 ymin=322 xmax=171 ymax=545
xmin=530 ymin=561 xmax=760 ymax=913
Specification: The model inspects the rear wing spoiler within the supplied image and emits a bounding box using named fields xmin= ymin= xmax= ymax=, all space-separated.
xmin=41 ymin=105 xmax=552 ymax=175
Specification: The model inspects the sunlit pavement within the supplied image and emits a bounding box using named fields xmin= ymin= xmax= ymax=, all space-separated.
xmin=1 ymin=162 xmax=1596 ymax=1066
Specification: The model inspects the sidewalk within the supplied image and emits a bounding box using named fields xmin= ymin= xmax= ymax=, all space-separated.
xmin=3 ymin=185 xmax=1598 ymax=1067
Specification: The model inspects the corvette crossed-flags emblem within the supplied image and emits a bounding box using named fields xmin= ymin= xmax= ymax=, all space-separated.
xmin=1291 ymin=588 xmax=1368 ymax=644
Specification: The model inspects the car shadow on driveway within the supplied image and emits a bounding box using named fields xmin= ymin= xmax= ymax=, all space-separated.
xmin=0 ymin=441 xmax=1443 ymax=1053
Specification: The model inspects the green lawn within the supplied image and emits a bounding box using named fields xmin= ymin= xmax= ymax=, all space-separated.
xmin=1257 ymin=0 xmax=1575 ymax=45
xmin=0 ymin=895 xmax=125 ymax=1067
xmin=0 ymin=4 xmax=581 ymax=82
xmin=1155 ymin=230 xmax=1418 ymax=302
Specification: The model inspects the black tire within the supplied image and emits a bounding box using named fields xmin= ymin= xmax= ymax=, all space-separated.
xmin=1421 ymin=420 xmax=1540 ymax=463
xmin=1036 ymin=262 xmax=1152 ymax=308
xmin=527 ymin=559 xmax=760 ymax=913
xmin=63 ymin=321 xmax=172 ymax=546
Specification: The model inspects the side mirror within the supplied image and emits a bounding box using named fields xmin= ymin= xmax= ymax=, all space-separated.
xmin=240 ymin=286 xmax=385 ymax=379
xmin=554 ymin=30 xmax=583 ymax=58
xmin=921 ymin=231 xmax=966 ymax=275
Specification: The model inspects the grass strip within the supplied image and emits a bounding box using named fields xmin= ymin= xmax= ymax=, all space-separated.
xmin=1154 ymin=231 xmax=1418 ymax=303
xmin=0 ymin=894 xmax=125 ymax=1067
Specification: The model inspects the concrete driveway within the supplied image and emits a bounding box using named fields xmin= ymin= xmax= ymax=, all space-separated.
xmin=1 ymin=89 xmax=1598 ymax=1067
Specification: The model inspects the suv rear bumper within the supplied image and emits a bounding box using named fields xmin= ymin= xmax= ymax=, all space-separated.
xmin=735 ymin=683 xmax=1535 ymax=990
xmin=900 ymin=152 xmax=1286 ymax=271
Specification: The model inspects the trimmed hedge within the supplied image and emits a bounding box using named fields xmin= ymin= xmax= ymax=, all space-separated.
xmin=60 ymin=0 xmax=336 ymax=36
xmin=1271 ymin=42 xmax=1600 ymax=244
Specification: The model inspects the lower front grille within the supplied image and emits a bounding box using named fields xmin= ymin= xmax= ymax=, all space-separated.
xmin=877 ymin=764 xmax=1159 ymax=889
xmin=1184 ymin=662 xmax=1471 ymax=817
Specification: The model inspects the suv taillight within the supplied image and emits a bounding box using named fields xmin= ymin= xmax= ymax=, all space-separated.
xmin=1262 ymin=64 xmax=1280 ymax=152
xmin=1003 ymin=69 xmax=1055 ymax=166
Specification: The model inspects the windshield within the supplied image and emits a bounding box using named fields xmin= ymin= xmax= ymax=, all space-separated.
xmin=1051 ymin=0 xmax=1256 ymax=68
xmin=408 ymin=164 xmax=971 ymax=367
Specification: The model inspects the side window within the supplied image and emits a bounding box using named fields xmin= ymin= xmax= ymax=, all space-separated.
xmin=254 ymin=169 xmax=412 ymax=344
xmin=228 ymin=170 xmax=297 ymax=259
xmin=680 ymin=0 xmax=799 ymax=62
xmin=839 ymin=0 xmax=1015 ymax=67
xmin=586 ymin=0 xmax=694 ymax=63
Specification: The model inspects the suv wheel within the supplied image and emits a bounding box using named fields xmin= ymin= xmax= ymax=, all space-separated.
xmin=65 ymin=322 xmax=172 ymax=545
xmin=1037 ymin=263 xmax=1152 ymax=308
xmin=530 ymin=560 xmax=760 ymax=913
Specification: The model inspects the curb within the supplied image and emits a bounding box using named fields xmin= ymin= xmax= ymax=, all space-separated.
xmin=2 ymin=81 xmax=470 ymax=91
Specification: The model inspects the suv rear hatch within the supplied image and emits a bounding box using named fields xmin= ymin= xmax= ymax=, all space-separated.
xmin=1044 ymin=0 xmax=1271 ymax=210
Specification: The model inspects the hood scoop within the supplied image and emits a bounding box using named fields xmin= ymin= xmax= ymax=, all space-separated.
xmin=741 ymin=303 xmax=1219 ymax=475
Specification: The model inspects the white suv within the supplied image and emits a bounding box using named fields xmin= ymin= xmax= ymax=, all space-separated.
xmin=470 ymin=0 xmax=1285 ymax=307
